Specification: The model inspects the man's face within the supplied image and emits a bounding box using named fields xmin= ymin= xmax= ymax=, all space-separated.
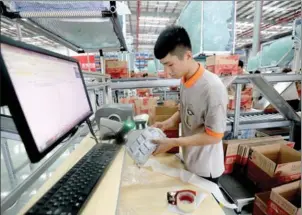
xmin=238 ymin=66 xmax=243 ymax=74
xmin=160 ymin=51 xmax=191 ymax=79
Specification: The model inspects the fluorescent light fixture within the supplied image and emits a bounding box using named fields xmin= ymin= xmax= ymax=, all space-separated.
xmin=140 ymin=16 xmax=170 ymax=21
xmin=59 ymin=18 xmax=110 ymax=23
xmin=140 ymin=24 xmax=166 ymax=28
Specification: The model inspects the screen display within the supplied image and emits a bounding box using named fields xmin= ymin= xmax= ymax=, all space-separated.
xmin=1 ymin=44 xmax=92 ymax=152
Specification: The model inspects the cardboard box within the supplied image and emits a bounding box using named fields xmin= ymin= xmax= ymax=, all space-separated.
xmin=105 ymin=60 xmax=128 ymax=79
xmin=153 ymin=106 xmax=179 ymax=130
xmin=254 ymin=192 xmax=271 ymax=215
xmin=267 ymin=181 xmax=301 ymax=215
xmin=153 ymin=106 xmax=179 ymax=153
xmin=247 ymin=144 xmax=301 ymax=190
xmin=250 ymin=144 xmax=301 ymax=179
xmin=296 ymin=82 xmax=301 ymax=98
xmin=120 ymin=97 xmax=158 ymax=120
xmin=206 ymin=55 xmax=240 ymax=76
xmin=237 ymin=140 xmax=294 ymax=167
xmin=223 ymin=136 xmax=284 ymax=174
xmin=163 ymin=100 xmax=177 ymax=107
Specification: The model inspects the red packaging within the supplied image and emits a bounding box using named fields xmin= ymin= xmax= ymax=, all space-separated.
xmin=267 ymin=181 xmax=301 ymax=215
xmin=206 ymin=55 xmax=240 ymax=76
xmin=228 ymin=86 xmax=253 ymax=110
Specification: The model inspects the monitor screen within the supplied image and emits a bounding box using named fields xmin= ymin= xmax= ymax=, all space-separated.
xmin=1 ymin=43 xmax=92 ymax=154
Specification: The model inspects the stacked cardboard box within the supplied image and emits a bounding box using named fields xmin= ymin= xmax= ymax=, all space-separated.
xmin=223 ymin=136 xmax=285 ymax=174
xmin=205 ymin=55 xmax=241 ymax=76
xmin=120 ymin=97 xmax=158 ymax=121
xmin=248 ymin=144 xmax=301 ymax=191
xmin=267 ymin=180 xmax=301 ymax=215
xmin=105 ymin=60 xmax=128 ymax=79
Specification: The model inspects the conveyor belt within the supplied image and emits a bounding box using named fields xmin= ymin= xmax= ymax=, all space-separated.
xmin=226 ymin=112 xmax=301 ymax=131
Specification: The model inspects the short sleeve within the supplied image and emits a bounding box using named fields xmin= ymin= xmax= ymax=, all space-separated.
xmin=205 ymin=87 xmax=228 ymax=139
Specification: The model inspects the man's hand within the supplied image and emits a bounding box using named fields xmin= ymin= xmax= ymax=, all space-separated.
xmin=152 ymin=121 xmax=169 ymax=131
xmin=152 ymin=138 xmax=176 ymax=155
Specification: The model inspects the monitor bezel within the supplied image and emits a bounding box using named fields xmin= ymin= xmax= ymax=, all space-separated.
xmin=0 ymin=35 xmax=94 ymax=163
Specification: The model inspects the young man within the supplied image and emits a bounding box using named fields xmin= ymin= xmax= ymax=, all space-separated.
xmin=152 ymin=26 xmax=228 ymax=182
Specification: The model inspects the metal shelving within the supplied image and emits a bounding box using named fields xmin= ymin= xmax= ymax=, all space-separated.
xmin=111 ymin=73 xmax=301 ymax=139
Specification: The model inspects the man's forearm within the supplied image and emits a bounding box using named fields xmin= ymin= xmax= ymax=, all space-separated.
xmin=172 ymin=132 xmax=221 ymax=147
xmin=165 ymin=111 xmax=180 ymax=128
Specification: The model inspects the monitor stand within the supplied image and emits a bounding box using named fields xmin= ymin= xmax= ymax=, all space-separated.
xmin=218 ymin=173 xmax=256 ymax=214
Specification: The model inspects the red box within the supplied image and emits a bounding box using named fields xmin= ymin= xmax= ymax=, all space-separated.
xmin=254 ymin=192 xmax=271 ymax=215
xmin=267 ymin=181 xmax=301 ymax=215
xmin=206 ymin=55 xmax=240 ymax=76
xmin=247 ymin=144 xmax=301 ymax=191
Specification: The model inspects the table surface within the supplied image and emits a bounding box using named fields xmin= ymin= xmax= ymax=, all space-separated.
xmin=19 ymin=132 xmax=225 ymax=215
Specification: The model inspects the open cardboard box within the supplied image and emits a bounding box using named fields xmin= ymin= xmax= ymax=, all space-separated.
xmin=222 ymin=136 xmax=284 ymax=174
xmin=250 ymin=144 xmax=301 ymax=179
xmin=153 ymin=106 xmax=179 ymax=153
xmin=254 ymin=192 xmax=271 ymax=215
xmin=268 ymin=180 xmax=301 ymax=215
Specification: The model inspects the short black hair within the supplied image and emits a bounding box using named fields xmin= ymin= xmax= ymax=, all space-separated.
xmin=154 ymin=25 xmax=192 ymax=60
xmin=238 ymin=60 xmax=244 ymax=68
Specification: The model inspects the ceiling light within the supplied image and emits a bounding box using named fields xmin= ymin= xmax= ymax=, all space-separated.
xmin=140 ymin=16 xmax=170 ymax=21
xmin=140 ymin=24 xmax=166 ymax=28
xmin=138 ymin=34 xmax=159 ymax=37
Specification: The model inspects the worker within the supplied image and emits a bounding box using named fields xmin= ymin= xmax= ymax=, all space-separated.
xmin=152 ymin=26 xmax=228 ymax=183
xmin=238 ymin=60 xmax=246 ymax=74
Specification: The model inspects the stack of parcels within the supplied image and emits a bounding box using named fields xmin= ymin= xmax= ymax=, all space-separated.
xmin=205 ymin=55 xmax=241 ymax=76
xmin=120 ymin=97 xmax=158 ymax=122
xmin=105 ymin=60 xmax=128 ymax=79
xmin=253 ymin=180 xmax=301 ymax=215
xmin=247 ymin=143 xmax=300 ymax=191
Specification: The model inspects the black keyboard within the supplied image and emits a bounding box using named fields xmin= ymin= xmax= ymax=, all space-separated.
xmin=25 ymin=143 xmax=121 ymax=215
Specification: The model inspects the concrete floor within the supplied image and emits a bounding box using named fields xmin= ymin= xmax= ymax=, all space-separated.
xmin=1 ymin=139 xmax=252 ymax=215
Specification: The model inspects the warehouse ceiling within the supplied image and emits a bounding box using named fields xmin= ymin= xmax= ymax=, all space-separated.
xmin=0 ymin=1 xmax=301 ymax=52
xmin=126 ymin=0 xmax=301 ymax=50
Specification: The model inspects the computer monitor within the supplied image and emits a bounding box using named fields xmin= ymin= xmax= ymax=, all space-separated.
xmin=0 ymin=36 xmax=93 ymax=163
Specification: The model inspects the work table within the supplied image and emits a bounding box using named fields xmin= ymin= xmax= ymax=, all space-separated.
xmin=19 ymin=131 xmax=225 ymax=215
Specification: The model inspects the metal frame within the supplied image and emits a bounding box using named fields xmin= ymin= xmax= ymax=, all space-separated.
xmin=111 ymin=74 xmax=301 ymax=139
xmin=1 ymin=1 xmax=127 ymax=53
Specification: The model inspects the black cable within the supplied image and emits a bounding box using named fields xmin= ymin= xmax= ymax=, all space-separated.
xmin=86 ymin=119 xmax=99 ymax=144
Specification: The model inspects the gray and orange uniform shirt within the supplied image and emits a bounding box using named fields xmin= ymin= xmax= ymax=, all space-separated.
xmin=180 ymin=64 xmax=228 ymax=178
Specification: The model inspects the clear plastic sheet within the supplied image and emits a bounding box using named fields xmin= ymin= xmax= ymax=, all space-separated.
xmin=177 ymin=2 xmax=202 ymax=56
xmin=203 ymin=1 xmax=235 ymax=53
xmin=177 ymin=1 xmax=235 ymax=55
xmin=260 ymin=36 xmax=294 ymax=68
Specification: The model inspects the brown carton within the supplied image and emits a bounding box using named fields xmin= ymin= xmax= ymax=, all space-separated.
xmin=238 ymin=139 xmax=293 ymax=167
xmin=205 ymin=55 xmax=240 ymax=76
xmin=250 ymin=144 xmax=301 ymax=179
xmin=253 ymin=192 xmax=271 ymax=215
xmin=223 ymin=136 xmax=284 ymax=174
xmin=267 ymin=181 xmax=301 ymax=215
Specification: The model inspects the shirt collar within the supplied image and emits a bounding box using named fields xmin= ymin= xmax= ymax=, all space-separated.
xmin=181 ymin=64 xmax=204 ymax=88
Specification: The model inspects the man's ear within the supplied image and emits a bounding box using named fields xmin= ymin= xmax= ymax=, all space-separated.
xmin=185 ymin=50 xmax=193 ymax=60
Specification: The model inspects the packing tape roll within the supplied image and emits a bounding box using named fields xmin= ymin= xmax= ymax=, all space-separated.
xmin=176 ymin=190 xmax=196 ymax=213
